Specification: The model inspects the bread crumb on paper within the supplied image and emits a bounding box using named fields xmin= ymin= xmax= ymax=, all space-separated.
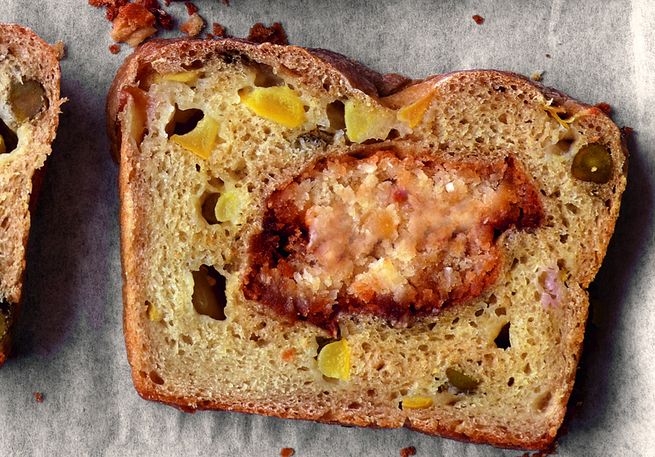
xmin=247 ymin=22 xmax=289 ymax=45
xmin=472 ymin=14 xmax=485 ymax=25
xmin=280 ymin=448 xmax=295 ymax=457
xmin=400 ymin=446 xmax=416 ymax=457
xmin=33 ymin=392 xmax=44 ymax=403
xmin=530 ymin=71 xmax=544 ymax=81
xmin=180 ymin=12 xmax=205 ymax=37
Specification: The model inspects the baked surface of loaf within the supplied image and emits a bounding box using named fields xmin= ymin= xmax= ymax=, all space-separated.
xmin=0 ymin=24 xmax=62 ymax=366
xmin=108 ymin=38 xmax=627 ymax=450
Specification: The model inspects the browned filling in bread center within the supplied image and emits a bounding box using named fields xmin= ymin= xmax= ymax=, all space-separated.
xmin=243 ymin=148 xmax=544 ymax=333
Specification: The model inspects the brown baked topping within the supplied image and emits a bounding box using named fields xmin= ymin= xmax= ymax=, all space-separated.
xmin=243 ymin=148 xmax=543 ymax=333
xmin=247 ymin=22 xmax=289 ymax=45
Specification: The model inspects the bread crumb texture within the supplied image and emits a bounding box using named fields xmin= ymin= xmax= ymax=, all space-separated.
xmin=117 ymin=41 xmax=626 ymax=449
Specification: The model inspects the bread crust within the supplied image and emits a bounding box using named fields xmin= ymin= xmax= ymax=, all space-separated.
xmin=0 ymin=24 xmax=62 ymax=366
xmin=108 ymin=38 xmax=627 ymax=450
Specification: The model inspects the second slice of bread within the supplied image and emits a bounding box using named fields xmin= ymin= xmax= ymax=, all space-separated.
xmin=108 ymin=38 xmax=626 ymax=450
xmin=0 ymin=24 xmax=62 ymax=366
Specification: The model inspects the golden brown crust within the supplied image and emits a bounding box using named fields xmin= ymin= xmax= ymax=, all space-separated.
xmin=109 ymin=37 xmax=627 ymax=451
xmin=0 ymin=24 xmax=62 ymax=366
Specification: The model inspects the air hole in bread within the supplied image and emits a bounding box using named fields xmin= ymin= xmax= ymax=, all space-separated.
xmin=165 ymin=105 xmax=204 ymax=137
xmin=149 ymin=370 xmax=165 ymax=385
xmin=191 ymin=265 xmax=227 ymax=320
xmin=326 ymin=101 xmax=345 ymax=131
xmin=474 ymin=308 xmax=484 ymax=317
xmin=560 ymin=233 xmax=569 ymax=243
xmin=494 ymin=322 xmax=511 ymax=350
xmin=549 ymin=138 xmax=574 ymax=155
xmin=523 ymin=363 xmax=532 ymax=375
xmin=252 ymin=63 xmax=284 ymax=88
xmin=314 ymin=336 xmax=336 ymax=359
xmin=507 ymin=377 xmax=515 ymax=387
xmin=0 ymin=118 xmax=18 ymax=154
xmin=181 ymin=334 xmax=192 ymax=345
xmin=348 ymin=402 xmax=362 ymax=410
xmin=0 ymin=217 xmax=8 ymax=230
xmin=200 ymin=192 xmax=220 ymax=225
xmin=534 ymin=391 xmax=552 ymax=412
xmin=494 ymin=307 xmax=506 ymax=316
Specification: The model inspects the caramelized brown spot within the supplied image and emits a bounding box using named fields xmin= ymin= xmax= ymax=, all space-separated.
xmin=243 ymin=149 xmax=543 ymax=334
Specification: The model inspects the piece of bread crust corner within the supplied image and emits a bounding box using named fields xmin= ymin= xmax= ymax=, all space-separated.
xmin=0 ymin=24 xmax=62 ymax=366
xmin=108 ymin=38 xmax=627 ymax=450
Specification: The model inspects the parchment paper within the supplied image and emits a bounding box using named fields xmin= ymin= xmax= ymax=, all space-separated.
xmin=1 ymin=1 xmax=654 ymax=455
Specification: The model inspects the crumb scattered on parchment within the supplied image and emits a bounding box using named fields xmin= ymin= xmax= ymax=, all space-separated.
xmin=530 ymin=71 xmax=543 ymax=81
xmin=33 ymin=392 xmax=44 ymax=403
xmin=621 ymin=126 xmax=634 ymax=136
xmin=52 ymin=41 xmax=66 ymax=60
xmin=89 ymin=1 xmax=289 ymax=52
xmin=400 ymin=446 xmax=416 ymax=457
xmin=110 ymin=3 xmax=157 ymax=46
xmin=595 ymin=102 xmax=612 ymax=115
xmin=109 ymin=43 xmax=121 ymax=54
xmin=184 ymin=1 xmax=198 ymax=15
xmin=280 ymin=448 xmax=295 ymax=457
xmin=545 ymin=53 xmax=552 ymax=58
xmin=180 ymin=12 xmax=205 ymax=37
xmin=206 ymin=22 xmax=227 ymax=39
xmin=247 ymin=22 xmax=288 ymax=45
xmin=472 ymin=14 xmax=485 ymax=25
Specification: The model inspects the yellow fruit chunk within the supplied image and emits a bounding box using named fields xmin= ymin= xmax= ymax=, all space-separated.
xmin=240 ymin=86 xmax=306 ymax=128
xmin=159 ymin=70 xmax=200 ymax=85
xmin=146 ymin=302 xmax=161 ymax=321
xmin=402 ymin=396 xmax=434 ymax=409
xmin=171 ymin=116 xmax=220 ymax=160
xmin=344 ymin=99 xmax=395 ymax=143
xmin=214 ymin=188 xmax=245 ymax=223
xmin=317 ymin=338 xmax=351 ymax=380
xmin=123 ymin=86 xmax=148 ymax=144
xmin=397 ymin=93 xmax=433 ymax=128
xmin=0 ymin=135 xmax=5 ymax=154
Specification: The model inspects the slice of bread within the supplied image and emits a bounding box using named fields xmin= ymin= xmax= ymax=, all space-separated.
xmin=108 ymin=38 xmax=627 ymax=450
xmin=0 ymin=24 xmax=62 ymax=366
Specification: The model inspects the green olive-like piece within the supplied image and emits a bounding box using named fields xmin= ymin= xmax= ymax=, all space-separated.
xmin=9 ymin=80 xmax=47 ymax=122
xmin=571 ymin=143 xmax=612 ymax=184
xmin=446 ymin=368 xmax=480 ymax=392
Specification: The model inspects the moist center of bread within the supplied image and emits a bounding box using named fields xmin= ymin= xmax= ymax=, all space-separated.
xmin=243 ymin=147 xmax=543 ymax=333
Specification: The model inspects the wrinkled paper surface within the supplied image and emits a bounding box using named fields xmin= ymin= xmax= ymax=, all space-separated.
xmin=1 ymin=1 xmax=654 ymax=455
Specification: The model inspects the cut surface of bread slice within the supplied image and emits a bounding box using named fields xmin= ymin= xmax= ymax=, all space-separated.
xmin=108 ymin=38 xmax=627 ymax=450
xmin=0 ymin=24 xmax=62 ymax=366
